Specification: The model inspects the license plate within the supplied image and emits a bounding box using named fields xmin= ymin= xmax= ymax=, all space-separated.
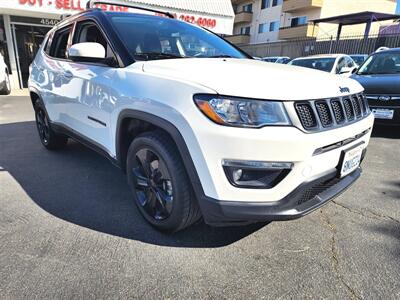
xmin=372 ymin=108 xmax=394 ymax=120
xmin=340 ymin=144 xmax=364 ymax=178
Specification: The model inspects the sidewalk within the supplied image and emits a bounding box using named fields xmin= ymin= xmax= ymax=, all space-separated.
xmin=10 ymin=88 xmax=29 ymax=97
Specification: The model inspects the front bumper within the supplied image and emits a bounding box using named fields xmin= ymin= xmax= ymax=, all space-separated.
xmin=190 ymin=113 xmax=374 ymax=202
xmin=200 ymin=168 xmax=361 ymax=226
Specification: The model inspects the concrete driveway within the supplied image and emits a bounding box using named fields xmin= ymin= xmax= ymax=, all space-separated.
xmin=1 ymin=94 xmax=399 ymax=299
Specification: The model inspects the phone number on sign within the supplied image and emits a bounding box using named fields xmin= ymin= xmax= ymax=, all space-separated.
xmin=178 ymin=15 xmax=217 ymax=28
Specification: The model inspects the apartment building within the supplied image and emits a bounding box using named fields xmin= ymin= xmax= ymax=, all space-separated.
xmin=228 ymin=0 xmax=398 ymax=45
xmin=229 ymin=0 xmax=283 ymax=45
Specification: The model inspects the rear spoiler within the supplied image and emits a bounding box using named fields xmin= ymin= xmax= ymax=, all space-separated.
xmin=86 ymin=0 xmax=175 ymax=19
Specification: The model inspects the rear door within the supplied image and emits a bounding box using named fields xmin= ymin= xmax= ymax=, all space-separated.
xmin=42 ymin=24 xmax=74 ymax=124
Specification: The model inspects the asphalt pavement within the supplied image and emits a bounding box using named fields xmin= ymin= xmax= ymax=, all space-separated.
xmin=1 ymin=94 xmax=400 ymax=299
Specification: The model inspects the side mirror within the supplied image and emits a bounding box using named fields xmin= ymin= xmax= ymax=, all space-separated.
xmin=351 ymin=67 xmax=358 ymax=74
xmin=68 ymin=42 xmax=106 ymax=62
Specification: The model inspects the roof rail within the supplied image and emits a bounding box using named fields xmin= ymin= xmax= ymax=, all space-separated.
xmin=86 ymin=0 xmax=175 ymax=19
xmin=60 ymin=13 xmax=72 ymax=20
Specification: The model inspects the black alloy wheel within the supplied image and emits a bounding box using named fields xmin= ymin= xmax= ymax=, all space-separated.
xmin=34 ymin=102 xmax=68 ymax=149
xmin=36 ymin=108 xmax=50 ymax=145
xmin=126 ymin=131 xmax=202 ymax=232
xmin=132 ymin=148 xmax=174 ymax=221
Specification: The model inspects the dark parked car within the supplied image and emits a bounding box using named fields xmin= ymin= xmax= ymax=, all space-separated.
xmin=351 ymin=48 xmax=400 ymax=126
xmin=350 ymin=54 xmax=368 ymax=66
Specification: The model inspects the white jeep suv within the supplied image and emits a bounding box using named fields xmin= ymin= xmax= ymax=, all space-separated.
xmin=28 ymin=6 xmax=374 ymax=232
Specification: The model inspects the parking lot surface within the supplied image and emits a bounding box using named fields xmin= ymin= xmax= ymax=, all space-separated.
xmin=1 ymin=94 xmax=400 ymax=299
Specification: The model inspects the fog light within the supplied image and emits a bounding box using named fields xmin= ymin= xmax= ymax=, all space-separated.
xmin=232 ymin=169 xmax=243 ymax=182
xmin=222 ymin=159 xmax=292 ymax=189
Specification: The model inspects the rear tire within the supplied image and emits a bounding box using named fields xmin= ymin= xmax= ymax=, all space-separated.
xmin=0 ymin=71 xmax=11 ymax=95
xmin=34 ymin=102 xmax=68 ymax=150
xmin=127 ymin=130 xmax=202 ymax=232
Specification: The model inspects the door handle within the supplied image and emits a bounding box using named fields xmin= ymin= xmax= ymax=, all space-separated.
xmin=63 ymin=71 xmax=73 ymax=78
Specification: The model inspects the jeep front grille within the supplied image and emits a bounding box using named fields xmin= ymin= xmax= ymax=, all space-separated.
xmin=295 ymin=103 xmax=317 ymax=129
xmin=315 ymin=101 xmax=333 ymax=127
xmin=295 ymin=93 xmax=369 ymax=131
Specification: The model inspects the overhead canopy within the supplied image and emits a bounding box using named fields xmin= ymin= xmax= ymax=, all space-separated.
xmin=311 ymin=11 xmax=400 ymax=40
xmin=312 ymin=11 xmax=400 ymax=26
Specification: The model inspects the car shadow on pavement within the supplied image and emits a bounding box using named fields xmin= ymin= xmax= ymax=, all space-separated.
xmin=385 ymin=181 xmax=400 ymax=200
xmin=371 ymin=125 xmax=400 ymax=139
xmin=0 ymin=121 xmax=267 ymax=248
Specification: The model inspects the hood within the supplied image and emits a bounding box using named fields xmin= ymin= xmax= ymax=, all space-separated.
xmin=351 ymin=73 xmax=400 ymax=95
xmin=140 ymin=58 xmax=363 ymax=100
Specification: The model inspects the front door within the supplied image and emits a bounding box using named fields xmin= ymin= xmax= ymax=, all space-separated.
xmin=63 ymin=20 xmax=117 ymax=153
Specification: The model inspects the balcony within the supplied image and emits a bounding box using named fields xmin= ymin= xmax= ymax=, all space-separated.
xmin=225 ymin=34 xmax=250 ymax=45
xmin=282 ymin=0 xmax=323 ymax=12
xmin=231 ymin=0 xmax=250 ymax=4
xmin=234 ymin=11 xmax=253 ymax=24
xmin=278 ymin=24 xmax=318 ymax=40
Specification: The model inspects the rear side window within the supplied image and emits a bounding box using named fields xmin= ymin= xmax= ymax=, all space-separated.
xmin=44 ymin=32 xmax=54 ymax=55
xmin=50 ymin=26 xmax=72 ymax=59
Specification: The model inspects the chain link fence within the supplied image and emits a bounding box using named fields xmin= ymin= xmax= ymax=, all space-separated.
xmin=240 ymin=32 xmax=400 ymax=59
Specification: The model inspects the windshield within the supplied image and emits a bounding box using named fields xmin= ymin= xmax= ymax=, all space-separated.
xmin=109 ymin=14 xmax=248 ymax=61
xmin=289 ymin=58 xmax=335 ymax=72
xmin=351 ymin=55 xmax=367 ymax=66
xmin=357 ymin=52 xmax=400 ymax=75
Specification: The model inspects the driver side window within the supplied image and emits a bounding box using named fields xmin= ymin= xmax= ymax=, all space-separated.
xmin=336 ymin=57 xmax=346 ymax=74
xmin=72 ymin=21 xmax=113 ymax=60
xmin=345 ymin=56 xmax=355 ymax=68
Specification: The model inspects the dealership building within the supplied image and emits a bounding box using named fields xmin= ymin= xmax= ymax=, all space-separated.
xmin=0 ymin=0 xmax=234 ymax=90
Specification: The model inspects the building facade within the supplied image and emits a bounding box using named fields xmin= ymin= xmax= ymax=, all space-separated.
xmin=228 ymin=0 xmax=397 ymax=45
xmin=0 ymin=0 xmax=234 ymax=90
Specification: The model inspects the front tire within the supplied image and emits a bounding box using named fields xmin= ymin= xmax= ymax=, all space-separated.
xmin=0 ymin=70 xmax=11 ymax=95
xmin=34 ymin=102 xmax=68 ymax=150
xmin=127 ymin=131 xmax=201 ymax=232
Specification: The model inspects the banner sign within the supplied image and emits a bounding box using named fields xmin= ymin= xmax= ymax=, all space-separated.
xmin=7 ymin=0 xmax=232 ymax=33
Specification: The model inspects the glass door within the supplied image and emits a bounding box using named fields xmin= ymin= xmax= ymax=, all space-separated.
xmin=12 ymin=24 xmax=50 ymax=88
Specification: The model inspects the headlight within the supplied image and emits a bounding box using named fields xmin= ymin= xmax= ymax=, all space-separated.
xmin=194 ymin=94 xmax=291 ymax=128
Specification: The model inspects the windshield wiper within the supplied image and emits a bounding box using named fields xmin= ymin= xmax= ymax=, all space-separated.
xmin=134 ymin=52 xmax=185 ymax=60
xmin=208 ymin=55 xmax=233 ymax=58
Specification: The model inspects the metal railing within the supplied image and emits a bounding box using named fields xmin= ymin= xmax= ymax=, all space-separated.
xmin=240 ymin=32 xmax=400 ymax=58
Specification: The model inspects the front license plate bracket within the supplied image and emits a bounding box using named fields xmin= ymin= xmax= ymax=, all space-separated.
xmin=337 ymin=142 xmax=365 ymax=178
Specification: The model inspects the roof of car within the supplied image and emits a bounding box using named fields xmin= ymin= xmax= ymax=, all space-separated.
xmin=303 ymin=54 xmax=347 ymax=58
xmin=375 ymin=47 xmax=400 ymax=54
xmin=292 ymin=54 xmax=346 ymax=60
xmin=54 ymin=9 xmax=183 ymax=31
xmin=263 ymin=56 xmax=290 ymax=59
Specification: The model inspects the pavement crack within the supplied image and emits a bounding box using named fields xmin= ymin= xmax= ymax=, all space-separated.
xmin=332 ymin=201 xmax=400 ymax=224
xmin=321 ymin=211 xmax=363 ymax=300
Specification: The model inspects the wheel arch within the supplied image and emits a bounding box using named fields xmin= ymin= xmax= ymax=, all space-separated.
xmin=29 ymin=88 xmax=43 ymax=108
xmin=116 ymin=109 xmax=205 ymax=200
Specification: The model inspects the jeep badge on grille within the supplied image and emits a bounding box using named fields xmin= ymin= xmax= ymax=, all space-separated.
xmin=340 ymin=87 xmax=350 ymax=93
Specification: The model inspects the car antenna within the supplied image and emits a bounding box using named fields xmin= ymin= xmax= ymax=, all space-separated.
xmin=86 ymin=0 xmax=175 ymax=19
